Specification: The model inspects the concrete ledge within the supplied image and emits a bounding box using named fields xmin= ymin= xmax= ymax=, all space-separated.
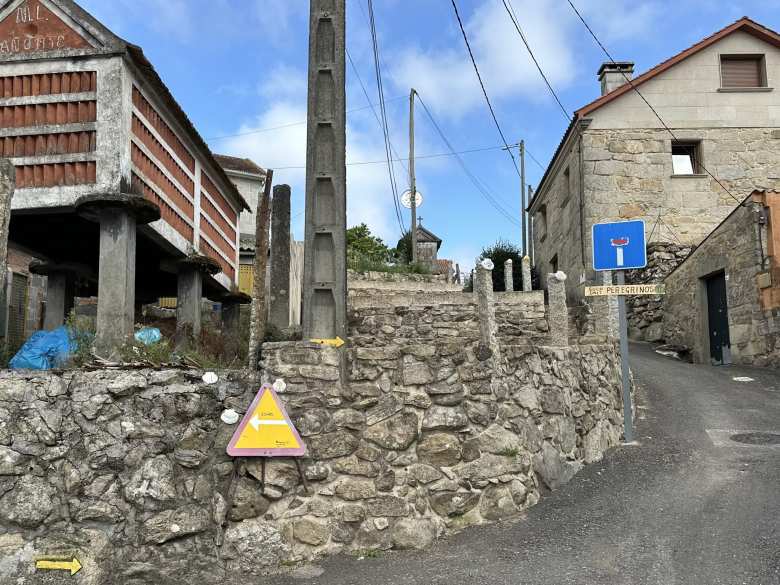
xmin=76 ymin=192 xmax=161 ymax=225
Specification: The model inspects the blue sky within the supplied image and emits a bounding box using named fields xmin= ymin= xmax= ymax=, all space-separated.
xmin=79 ymin=0 xmax=779 ymax=271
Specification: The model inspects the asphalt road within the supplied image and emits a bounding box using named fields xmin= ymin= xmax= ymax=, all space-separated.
xmin=253 ymin=343 xmax=780 ymax=585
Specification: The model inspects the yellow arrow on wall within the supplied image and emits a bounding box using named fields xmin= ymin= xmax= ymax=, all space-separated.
xmin=309 ymin=336 xmax=345 ymax=348
xmin=35 ymin=557 xmax=82 ymax=575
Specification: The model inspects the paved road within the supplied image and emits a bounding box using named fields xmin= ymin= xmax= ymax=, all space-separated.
xmin=255 ymin=343 xmax=780 ymax=585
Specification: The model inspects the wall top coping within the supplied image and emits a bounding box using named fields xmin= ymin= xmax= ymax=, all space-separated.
xmin=348 ymin=290 xmax=544 ymax=310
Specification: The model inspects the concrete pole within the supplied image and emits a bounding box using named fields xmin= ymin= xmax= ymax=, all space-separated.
xmin=0 ymin=160 xmax=14 ymax=342
xmin=503 ymin=259 xmax=513 ymax=291
xmin=269 ymin=184 xmax=291 ymax=331
xmin=522 ymin=256 xmax=532 ymax=292
xmin=409 ymin=88 xmax=417 ymax=265
xmin=302 ymin=0 xmax=347 ymax=341
xmin=547 ymin=271 xmax=569 ymax=347
xmin=95 ymin=210 xmax=137 ymax=357
xmin=520 ymin=140 xmax=526 ymax=256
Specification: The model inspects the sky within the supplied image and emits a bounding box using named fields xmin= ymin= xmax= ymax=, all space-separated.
xmin=79 ymin=0 xmax=779 ymax=272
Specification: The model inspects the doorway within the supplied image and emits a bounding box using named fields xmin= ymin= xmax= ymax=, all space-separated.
xmin=705 ymin=271 xmax=731 ymax=365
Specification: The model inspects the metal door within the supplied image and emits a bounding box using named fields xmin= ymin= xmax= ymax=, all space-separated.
xmin=7 ymin=273 xmax=28 ymax=353
xmin=705 ymin=271 xmax=731 ymax=365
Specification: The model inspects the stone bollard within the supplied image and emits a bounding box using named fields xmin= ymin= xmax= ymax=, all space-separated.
xmin=504 ymin=259 xmax=513 ymax=291
xmin=547 ymin=271 xmax=569 ymax=347
xmin=269 ymin=185 xmax=291 ymax=331
xmin=0 ymin=160 xmax=14 ymax=335
xmin=522 ymin=256 xmax=532 ymax=292
xmin=475 ymin=259 xmax=500 ymax=360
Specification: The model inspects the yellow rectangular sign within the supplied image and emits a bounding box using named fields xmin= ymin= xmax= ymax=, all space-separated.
xmin=585 ymin=284 xmax=666 ymax=297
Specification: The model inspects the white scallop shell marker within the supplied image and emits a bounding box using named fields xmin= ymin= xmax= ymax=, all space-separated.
xmin=480 ymin=258 xmax=494 ymax=270
xmin=221 ymin=409 xmax=240 ymax=424
xmin=202 ymin=372 xmax=218 ymax=384
xmin=273 ymin=379 xmax=287 ymax=393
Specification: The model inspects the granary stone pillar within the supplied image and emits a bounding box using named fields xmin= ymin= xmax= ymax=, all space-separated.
xmin=76 ymin=194 xmax=159 ymax=358
xmin=220 ymin=291 xmax=250 ymax=357
xmin=0 ymin=159 xmax=14 ymax=338
xmin=269 ymin=184 xmax=291 ymax=331
xmin=29 ymin=261 xmax=92 ymax=330
xmin=548 ymin=271 xmax=569 ymax=347
xmin=595 ymin=270 xmax=619 ymax=339
xmin=522 ymin=256 xmax=532 ymax=292
xmin=504 ymin=259 xmax=513 ymax=292
xmin=176 ymin=254 xmax=220 ymax=349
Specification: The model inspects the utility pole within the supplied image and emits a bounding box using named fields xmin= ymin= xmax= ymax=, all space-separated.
xmin=302 ymin=0 xmax=347 ymax=341
xmin=503 ymin=140 xmax=527 ymax=255
xmin=409 ymin=88 xmax=417 ymax=264
xmin=520 ymin=140 xmax=526 ymax=256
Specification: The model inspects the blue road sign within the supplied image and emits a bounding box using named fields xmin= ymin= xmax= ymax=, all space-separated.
xmin=592 ymin=220 xmax=647 ymax=271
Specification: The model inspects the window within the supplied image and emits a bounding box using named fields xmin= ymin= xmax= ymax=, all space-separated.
xmin=720 ymin=55 xmax=767 ymax=88
xmin=672 ymin=141 xmax=702 ymax=175
xmin=537 ymin=206 xmax=548 ymax=241
xmin=550 ymin=254 xmax=558 ymax=274
xmin=561 ymin=167 xmax=571 ymax=208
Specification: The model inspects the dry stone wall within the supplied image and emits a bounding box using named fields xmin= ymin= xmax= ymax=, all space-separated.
xmin=0 ymin=291 xmax=626 ymax=583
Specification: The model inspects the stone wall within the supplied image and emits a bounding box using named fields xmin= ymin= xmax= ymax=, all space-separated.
xmin=625 ymin=242 xmax=692 ymax=342
xmin=663 ymin=199 xmax=778 ymax=365
xmin=348 ymin=270 xmax=461 ymax=293
xmin=0 ymin=287 xmax=627 ymax=582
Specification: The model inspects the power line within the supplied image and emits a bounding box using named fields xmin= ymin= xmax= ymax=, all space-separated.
xmin=207 ymin=96 xmax=406 ymax=141
xmin=450 ymin=0 xmax=521 ymax=178
xmin=269 ymin=144 xmax=533 ymax=170
xmin=501 ymin=0 xmax=570 ymax=122
xmin=367 ymin=0 xmax=406 ymax=235
xmin=416 ymin=91 xmax=522 ymax=228
xmin=565 ymin=0 xmax=745 ymax=209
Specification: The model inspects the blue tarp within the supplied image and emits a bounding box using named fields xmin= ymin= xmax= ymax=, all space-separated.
xmin=9 ymin=326 xmax=77 ymax=370
xmin=134 ymin=327 xmax=162 ymax=345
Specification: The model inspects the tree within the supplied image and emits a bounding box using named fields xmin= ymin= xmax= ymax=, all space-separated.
xmin=479 ymin=239 xmax=523 ymax=292
xmin=346 ymin=223 xmax=390 ymax=260
xmin=394 ymin=231 xmax=412 ymax=264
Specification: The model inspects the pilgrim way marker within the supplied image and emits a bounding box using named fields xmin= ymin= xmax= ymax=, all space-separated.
xmin=227 ymin=385 xmax=305 ymax=457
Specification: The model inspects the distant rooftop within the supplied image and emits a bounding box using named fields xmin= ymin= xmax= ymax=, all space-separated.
xmin=214 ymin=154 xmax=266 ymax=177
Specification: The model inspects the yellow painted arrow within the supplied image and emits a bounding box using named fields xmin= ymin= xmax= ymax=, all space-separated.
xmin=36 ymin=557 xmax=82 ymax=576
xmin=309 ymin=336 xmax=345 ymax=348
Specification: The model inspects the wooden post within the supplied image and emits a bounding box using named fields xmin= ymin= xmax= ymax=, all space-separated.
xmin=247 ymin=169 xmax=274 ymax=370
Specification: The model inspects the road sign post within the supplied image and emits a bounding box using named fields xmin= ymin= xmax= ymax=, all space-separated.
xmin=591 ymin=220 xmax=648 ymax=444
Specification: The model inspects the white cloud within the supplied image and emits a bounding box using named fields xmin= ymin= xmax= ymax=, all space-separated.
xmin=388 ymin=0 xmax=661 ymax=118
xmin=215 ymin=67 xmax=405 ymax=244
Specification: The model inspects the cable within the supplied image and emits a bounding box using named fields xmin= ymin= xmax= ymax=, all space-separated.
xmin=367 ymin=0 xmax=406 ymax=235
xmin=566 ymin=0 xmax=745 ymax=208
xmin=416 ymin=91 xmax=522 ymax=228
xmin=501 ymin=0 xmax=570 ymax=122
xmin=450 ymin=0 xmax=521 ymax=178
xmin=208 ymin=96 xmax=406 ymax=141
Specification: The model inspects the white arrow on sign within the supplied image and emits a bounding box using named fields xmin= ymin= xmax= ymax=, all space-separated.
xmin=250 ymin=417 xmax=287 ymax=431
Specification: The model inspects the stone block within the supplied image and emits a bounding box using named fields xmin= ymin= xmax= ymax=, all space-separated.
xmin=142 ymin=505 xmax=210 ymax=544
xmin=417 ymin=432 xmax=462 ymax=467
xmin=363 ymin=411 xmax=419 ymax=450
xmin=422 ymin=406 xmax=468 ymax=430
xmin=391 ymin=517 xmax=438 ymax=550
xmin=293 ymin=518 xmax=330 ymax=546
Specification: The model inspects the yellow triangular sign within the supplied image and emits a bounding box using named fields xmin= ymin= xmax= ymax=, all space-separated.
xmin=226 ymin=385 xmax=305 ymax=457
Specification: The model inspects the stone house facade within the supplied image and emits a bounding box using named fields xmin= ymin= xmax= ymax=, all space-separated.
xmin=529 ymin=17 xmax=780 ymax=323
xmin=664 ymin=190 xmax=780 ymax=366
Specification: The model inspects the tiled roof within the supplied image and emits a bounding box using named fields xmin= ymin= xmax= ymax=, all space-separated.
xmin=214 ymin=154 xmax=266 ymax=177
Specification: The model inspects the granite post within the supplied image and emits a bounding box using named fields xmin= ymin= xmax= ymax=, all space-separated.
xmin=504 ymin=259 xmax=513 ymax=291
xmin=302 ymin=0 xmax=347 ymax=341
xmin=475 ymin=261 xmax=499 ymax=359
xmin=0 ymin=160 xmax=14 ymax=341
xmin=522 ymin=256 xmax=532 ymax=292
xmin=548 ymin=271 xmax=569 ymax=347
xmin=269 ymin=184 xmax=291 ymax=331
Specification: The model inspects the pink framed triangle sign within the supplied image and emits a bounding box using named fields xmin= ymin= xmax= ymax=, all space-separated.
xmin=226 ymin=384 xmax=306 ymax=457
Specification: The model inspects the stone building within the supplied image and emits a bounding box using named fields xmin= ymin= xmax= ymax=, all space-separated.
xmin=528 ymin=17 xmax=780 ymax=316
xmin=1 ymin=0 xmax=253 ymax=354
xmin=664 ymin=190 xmax=780 ymax=366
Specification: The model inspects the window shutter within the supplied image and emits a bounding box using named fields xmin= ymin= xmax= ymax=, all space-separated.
xmin=721 ymin=57 xmax=762 ymax=88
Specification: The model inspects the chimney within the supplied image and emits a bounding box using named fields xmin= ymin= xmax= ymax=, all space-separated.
xmin=598 ymin=62 xmax=634 ymax=95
